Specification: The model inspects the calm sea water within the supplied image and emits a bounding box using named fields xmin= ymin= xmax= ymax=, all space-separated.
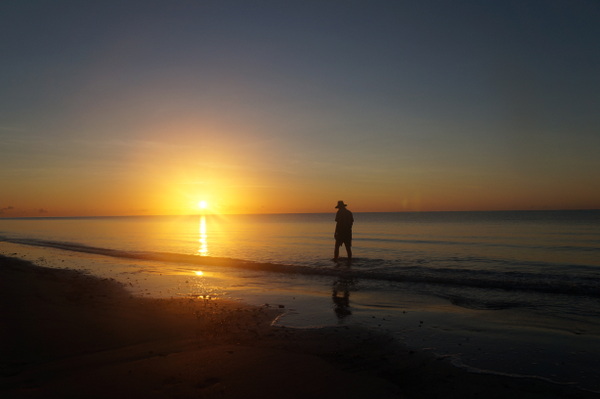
xmin=1 ymin=210 xmax=600 ymax=391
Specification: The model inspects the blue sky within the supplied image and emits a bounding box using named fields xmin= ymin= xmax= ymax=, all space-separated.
xmin=1 ymin=0 xmax=599 ymax=215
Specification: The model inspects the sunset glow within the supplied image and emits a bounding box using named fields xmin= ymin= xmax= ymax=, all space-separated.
xmin=1 ymin=2 xmax=598 ymax=217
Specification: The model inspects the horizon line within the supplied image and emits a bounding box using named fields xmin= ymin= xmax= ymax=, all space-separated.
xmin=1 ymin=208 xmax=599 ymax=220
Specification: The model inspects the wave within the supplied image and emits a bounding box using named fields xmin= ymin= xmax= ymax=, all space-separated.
xmin=359 ymin=237 xmax=600 ymax=253
xmin=2 ymin=237 xmax=599 ymax=298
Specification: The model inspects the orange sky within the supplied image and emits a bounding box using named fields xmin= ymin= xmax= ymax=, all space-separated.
xmin=1 ymin=2 xmax=599 ymax=217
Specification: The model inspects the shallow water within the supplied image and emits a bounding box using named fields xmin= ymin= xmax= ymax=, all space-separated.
xmin=1 ymin=210 xmax=599 ymax=391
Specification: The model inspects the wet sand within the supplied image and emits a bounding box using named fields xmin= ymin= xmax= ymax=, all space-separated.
xmin=1 ymin=254 xmax=598 ymax=399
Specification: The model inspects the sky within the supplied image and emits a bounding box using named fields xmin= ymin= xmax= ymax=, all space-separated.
xmin=1 ymin=0 xmax=599 ymax=216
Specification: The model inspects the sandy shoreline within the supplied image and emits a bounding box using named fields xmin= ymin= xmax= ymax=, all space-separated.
xmin=1 ymin=254 xmax=598 ymax=399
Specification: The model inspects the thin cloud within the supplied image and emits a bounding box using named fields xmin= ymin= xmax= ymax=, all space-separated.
xmin=0 ymin=126 xmax=28 ymax=133
xmin=0 ymin=206 xmax=15 ymax=214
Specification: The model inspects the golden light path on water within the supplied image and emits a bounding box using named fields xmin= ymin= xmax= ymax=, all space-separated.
xmin=198 ymin=215 xmax=208 ymax=256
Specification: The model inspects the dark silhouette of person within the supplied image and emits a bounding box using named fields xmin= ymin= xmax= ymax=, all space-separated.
xmin=333 ymin=200 xmax=354 ymax=261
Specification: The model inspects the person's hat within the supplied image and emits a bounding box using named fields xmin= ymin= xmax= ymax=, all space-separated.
xmin=335 ymin=200 xmax=347 ymax=208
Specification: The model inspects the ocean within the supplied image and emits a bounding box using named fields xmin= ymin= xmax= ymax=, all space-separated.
xmin=1 ymin=210 xmax=599 ymax=392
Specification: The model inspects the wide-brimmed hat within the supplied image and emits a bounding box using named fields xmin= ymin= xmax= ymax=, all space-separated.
xmin=335 ymin=200 xmax=347 ymax=208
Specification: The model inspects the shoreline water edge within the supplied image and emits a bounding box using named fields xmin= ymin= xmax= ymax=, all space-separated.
xmin=1 ymin=251 xmax=599 ymax=398
xmin=1 ymin=211 xmax=599 ymax=397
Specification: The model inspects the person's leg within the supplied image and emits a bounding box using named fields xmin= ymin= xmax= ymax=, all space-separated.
xmin=334 ymin=241 xmax=341 ymax=259
xmin=344 ymin=240 xmax=352 ymax=260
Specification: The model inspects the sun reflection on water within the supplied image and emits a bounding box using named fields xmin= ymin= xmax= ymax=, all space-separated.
xmin=198 ymin=215 xmax=208 ymax=256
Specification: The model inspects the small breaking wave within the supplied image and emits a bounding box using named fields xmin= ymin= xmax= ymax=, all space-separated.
xmin=2 ymin=236 xmax=599 ymax=298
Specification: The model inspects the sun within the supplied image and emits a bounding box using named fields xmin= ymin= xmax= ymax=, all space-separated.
xmin=197 ymin=200 xmax=208 ymax=210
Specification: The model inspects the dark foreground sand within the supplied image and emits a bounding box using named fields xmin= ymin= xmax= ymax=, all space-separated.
xmin=1 ymin=255 xmax=598 ymax=399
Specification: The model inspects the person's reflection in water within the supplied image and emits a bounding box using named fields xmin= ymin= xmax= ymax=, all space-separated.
xmin=332 ymin=262 xmax=355 ymax=321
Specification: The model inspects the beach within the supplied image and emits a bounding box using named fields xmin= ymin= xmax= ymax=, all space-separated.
xmin=3 ymin=0 xmax=600 ymax=396
xmin=2 ymin=254 xmax=598 ymax=399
